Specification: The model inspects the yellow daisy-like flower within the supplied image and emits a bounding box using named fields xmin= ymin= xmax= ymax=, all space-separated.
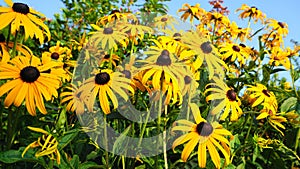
xmin=172 ymin=103 xmax=231 ymax=169
xmin=246 ymin=83 xmax=276 ymax=108
xmin=236 ymin=4 xmax=266 ymax=23
xmin=96 ymin=9 xmax=132 ymax=26
xmin=42 ymin=41 xmax=72 ymax=62
xmin=219 ymin=42 xmax=249 ymax=65
xmin=118 ymin=21 xmax=153 ymax=42
xmin=0 ymin=56 xmax=61 ymax=116
xmin=269 ymin=46 xmax=291 ymax=70
xmin=181 ymin=31 xmax=227 ymax=79
xmin=60 ymin=83 xmax=89 ymax=115
xmin=177 ymin=3 xmax=206 ymax=23
xmin=0 ymin=0 xmax=51 ymax=44
xmin=266 ymin=19 xmax=288 ymax=37
xmin=78 ymin=69 xmax=134 ymax=114
xmin=89 ymin=24 xmax=128 ymax=50
xmin=138 ymin=39 xmax=187 ymax=93
xmin=22 ymin=126 xmax=61 ymax=164
xmin=154 ymin=15 xmax=178 ymax=30
xmin=205 ymin=77 xmax=243 ymax=121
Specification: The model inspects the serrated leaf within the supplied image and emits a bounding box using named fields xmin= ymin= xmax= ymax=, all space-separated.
xmin=280 ymin=97 xmax=297 ymax=112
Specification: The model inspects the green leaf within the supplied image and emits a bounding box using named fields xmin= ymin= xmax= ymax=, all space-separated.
xmin=79 ymin=161 xmax=106 ymax=169
xmin=56 ymin=108 xmax=67 ymax=131
xmin=0 ymin=147 xmax=46 ymax=167
xmin=112 ymin=125 xmax=132 ymax=155
xmin=58 ymin=129 xmax=80 ymax=150
xmin=70 ymin=155 xmax=80 ymax=169
xmin=280 ymin=97 xmax=297 ymax=112
xmin=271 ymin=68 xmax=286 ymax=74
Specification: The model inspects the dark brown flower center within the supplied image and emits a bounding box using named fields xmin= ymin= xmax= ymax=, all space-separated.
xmin=200 ymin=41 xmax=212 ymax=54
xmin=12 ymin=2 xmax=30 ymax=14
xmin=184 ymin=75 xmax=192 ymax=84
xmin=104 ymin=54 xmax=110 ymax=59
xmin=173 ymin=33 xmax=181 ymax=41
xmin=262 ymin=89 xmax=270 ymax=97
xmin=110 ymin=9 xmax=120 ymax=15
xmin=226 ymin=89 xmax=237 ymax=101
xmin=122 ymin=70 xmax=131 ymax=79
xmin=156 ymin=50 xmax=171 ymax=66
xmin=196 ymin=122 xmax=213 ymax=136
xmin=95 ymin=72 xmax=110 ymax=85
xmin=103 ymin=27 xmax=113 ymax=35
xmin=278 ymin=22 xmax=285 ymax=28
xmin=239 ymin=43 xmax=246 ymax=48
xmin=51 ymin=52 xmax=60 ymax=60
xmin=20 ymin=66 xmax=40 ymax=83
xmin=161 ymin=17 xmax=168 ymax=22
xmin=0 ymin=34 xmax=5 ymax=42
xmin=232 ymin=45 xmax=240 ymax=52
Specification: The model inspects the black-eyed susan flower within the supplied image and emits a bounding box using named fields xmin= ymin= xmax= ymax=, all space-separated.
xmin=266 ymin=19 xmax=288 ymax=37
xmin=177 ymin=3 xmax=206 ymax=23
xmin=172 ymin=103 xmax=231 ymax=169
xmin=181 ymin=31 xmax=227 ymax=79
xmin=219 ymin=42 xmax=249 ymax=65
xmin=42 ymin=41 xmax=72 ymax=62
xmin=154 ymin=15 xmax=178 ymax=30
xmin=268 ymin=46 xmax=291 ymax=69
xmin=0 ymin=0 xmax=50 ymax=44
xmin=246 ymin=83 xmax=277 ymax=108
xmin=0 ymin=56 xmax=61 ymax=116
xmin=89 ymin=24 xmax=127 ymax=50
xmin=205 ymin=77 xmax=243 ymax=121
xmin=96 ymin=9 xmax=132 ymax=26
xmin=138 ymin=39 xmax=187 ymax=93
xmin=22 ymin=126 xmax=61 ymax=164
xmin=61 ymin=83 xmax=90 ymax=115
xmin=236 ymin=4 xmax=266 ymax=23
xmin=118 ymin=20 xmax=153 ymax=42
xmin=78 ymin=69 xmax=134 ymax=114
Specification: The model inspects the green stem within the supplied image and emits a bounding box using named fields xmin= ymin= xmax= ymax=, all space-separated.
xmin=138 ymin=108 xmax=151 ymax=148
xmin=163 ymin=105 xmax=168 ymax=169
xmin=289 ymin=57 xmax=299 ymax=98
xmin=292 ymin=128 xmax=300 ymax=168
xmin=103 ymin=114 xmax=110 ymax=169
xmin=122 ymin=155 xmax=125 ymax=169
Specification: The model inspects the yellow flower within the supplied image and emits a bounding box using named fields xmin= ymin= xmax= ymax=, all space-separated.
xmin=181 ymin=31 xmax=227 ymax=79
xmin=268 ymin=46 xmax=291 ymax=69
xmin=177 ymin=3 xmax=206 ymax=23
xmin=253 ymin=134 xmax=280 ymax=150
xmin=219 ymin=42 xmax=250 ymax=65
xmin=236 ymin=4 xmax=266 ymax=23
xmin=89 ymin=24 xmax=128 ymax=50
xmin=172 ymin=103 xmax=231 ymax=169
xmin=22 ymin=126 xmax=61 ymax=164
xmin=96 ymin=9 xmax=133 ymax=26
xmin=0 ymin=0 xmax=51 ymax=44
xmin=205 ymin=77 xmax=243 ymax=121
xmin=78 ymin=69 xmax=134 ymax=114
xmin=154 ymin=15 xmax=178 ymax=30
xmin=246 ymin=84 xmax=276 ymax=108
xmin=0 ymin=56 xmax=61 ymax=116
xmin=266 ymin=19 xmax=288 ymax=37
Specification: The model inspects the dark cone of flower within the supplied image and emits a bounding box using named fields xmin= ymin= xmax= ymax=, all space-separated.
xmin=232 ymin=45 xmax=240 ymax=52
xmin=226 ymin=89 xmax=237 ymax=101
xmin=104 ymin=54 xmax=110 ymax=59
xmin=110 ymin=9 xmax=120 ymax=15
xmin=173 ymin=33 xmax=182 ymax=41
xmin=161 ymin=17 xmax=168 ymax=22
xmin=12 ymin=3 xmax=30 ymax=14
xmin=278 ymin=22 xmax=285 ymax=28
xmin=20 ymin=66 xmax=40 ymax=83
xmin=103 ymin=27 xmax=113 ymax=35
xmin=156 ymin=50 xmax=171 ymax=66
xmin=200 ymin=42 xmax=212 ymax=54
xmin=262 ymin=89 xmax=271 ymax=97
xmin=196 ymin=122 xmax=213 ymax=136
xmin=184 ymin=75 xmax=192 ymax=85
xmin=122 ymin=70 xmax=131 ymax=79
xmin=51 ymin=52 xmax=60 ymax=60
xmin=95 ymin=72 xmax=110 ymax=85
xmin=0 ymin=34 xmax=5 ymax=42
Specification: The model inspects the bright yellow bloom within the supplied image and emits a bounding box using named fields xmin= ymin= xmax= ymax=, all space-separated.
xmin=22 ymin=126 xmax=61 ymax=164
xmin=0 ymin=56 xmax=61 ymax=116
xmin=0 ymin=0 xmax=51 ymax=44
xmin=205 ymin=77 xmax=243 ymax=121
xmin=266 ymin=19 xmax=288 ymax=37
xmin=236 ymin=4 xmax=266 ymax=23
xmin=172 ymin=103 xmax=231 ymax=169
xmin=78 ymin=69 xmax=134 ymax=114
xmin=219 ymin=42 xmax=250 ymax=65
xmin=177 ymin=3 xmax=206 ymax=23
xmin=246 ymin=84 xmax=276 ymax=108
xmin=154 ymin=15 xmax=178 ymax=30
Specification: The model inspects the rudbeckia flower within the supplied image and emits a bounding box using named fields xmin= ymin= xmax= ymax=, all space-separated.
xmin=22 ymin=126 xmax=61 ymax=164
xmin=177 ymin=3 xmax=206 ymax=23
xmin=0 ymin=0 xmax=51 ymax=44
xmin=78 ymin=69 xmax=134 ymax=114
xmin=205 ymin=77 xmax=243 ymax=121
xmin=266 ymin=19 xmax=288 ymax=37
xmin=89 ymin=24 xmax=128 ymax=50
xmin=154 ymin=15 xmax=178 ymax=30
xmin=246 ymin=83 xmax=277 ymax=109
xmin=96 ymin=9 xmax=133 ymax=26
xmin=172 ymin=103 xmax=232 ymax=169
xmin=219 ymin=42 xmax=249 ymax=65
xmin=236 ymin=4 xmax=266 ymax=23
xmin=0 ymin=56 xmax=61 ymax=116
xmin=181 ymin=31 xmax=227 ymax=79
